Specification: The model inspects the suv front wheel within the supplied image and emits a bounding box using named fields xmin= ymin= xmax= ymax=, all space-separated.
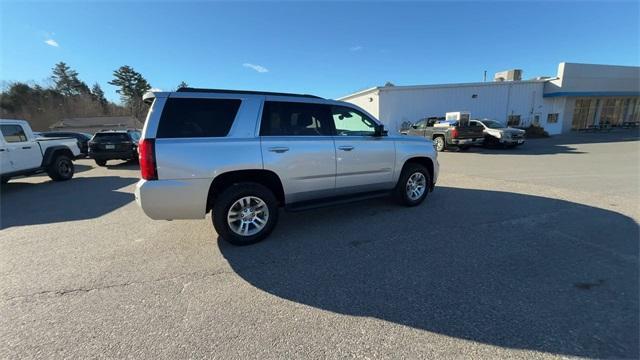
xmin=395 ymin=163 xmax=431 ymax=206
xmin=213 ymin=182 xmax=279 ymax=246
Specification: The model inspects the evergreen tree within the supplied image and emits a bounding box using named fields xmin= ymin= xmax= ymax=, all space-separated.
xmin=108 ymin=65 xmax=151 ymax=120
xmin=51 ymin=62 xmax=89 ymax=96
xmin=176 ymin=81 xmax=189 ymax=90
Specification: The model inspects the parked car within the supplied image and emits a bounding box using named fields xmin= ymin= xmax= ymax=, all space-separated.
xmin=88 ymin=130 xmax=141 ymax=166
xmin=0 ymin=119 xmax=81 ymax=183
xmin=135 ymin=88 xmax=439 ymax=245
xmin=38 ymin=131 xmax=92 ymax=156
xmin=470 ymin=119 xmax=526 ymax=147
xmin=402 ymin=116 xmax=484 ymax=151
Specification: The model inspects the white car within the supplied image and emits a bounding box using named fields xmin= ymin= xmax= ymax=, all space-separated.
xmin=470 ymin=119 xmax=526 ymax=147
xmin=0 ymin=119 xmax=81 ymax=183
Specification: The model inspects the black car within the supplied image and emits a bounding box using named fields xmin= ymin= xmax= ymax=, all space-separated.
xmin=38 ymin=131 xmax=92 ymax=156
xmin=88 ymin=130 xmax=141 ymax=166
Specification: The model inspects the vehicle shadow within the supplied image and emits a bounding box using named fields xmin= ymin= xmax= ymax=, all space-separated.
xmin=0 ymin=176 xmax=137 ymax=229
xmin=105 ymin=160 xmax=139 ymax=170
xmin=469 ymin=129 xmax=639 ymax=156
xmin=219 ymin=187 xmax=639 ymax=358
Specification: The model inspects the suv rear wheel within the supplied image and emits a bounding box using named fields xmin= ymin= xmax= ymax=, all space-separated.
xmin=394 ymin=163 xmax=431 ymax=206
xmin=47 ymin=154 xmax=74 ymax=181
xmin=213 ymin=182 xmax=279 ymax=246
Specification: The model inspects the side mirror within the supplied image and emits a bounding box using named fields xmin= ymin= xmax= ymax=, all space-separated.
xmin=411 ymin=124 xmax=418 ymax=129
xmin=374 ymin=124 xmax=388 ymax=137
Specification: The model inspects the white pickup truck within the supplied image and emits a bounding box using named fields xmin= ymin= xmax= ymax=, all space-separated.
xmin=0 ymin=119 xmax=81 ymax=184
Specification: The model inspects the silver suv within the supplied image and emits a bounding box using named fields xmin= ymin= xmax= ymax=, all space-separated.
xmin=135 ymin=88 xmax=439 ymax=245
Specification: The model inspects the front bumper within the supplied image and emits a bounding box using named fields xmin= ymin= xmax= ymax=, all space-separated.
xmin=499 ymin=138 xmax=525 ymax=145
xmin=135 ymin=178 xmax=212 ymax=220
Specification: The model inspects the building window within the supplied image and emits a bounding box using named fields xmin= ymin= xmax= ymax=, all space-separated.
xmin=572 ymin=98 xmax=597 ymax=129
xmin=547 ymin=113 xmax=559 ymax=123
xmin=599 ymin=98 xmax=626 ymax=126
xmin=507 ymin=115 xmax=521 ymax=127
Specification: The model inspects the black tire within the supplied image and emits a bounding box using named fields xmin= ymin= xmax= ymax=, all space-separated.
xmin=95 ymin=159 xmax=107 ymax=167
xmin=47 ymin=154 xmax=74 ymax=181
xmin=433 ymin=136 xmax=446 ymax=152
xmin=394 ymin=163 xmax=431 ymax=206
xmin=213 ymin=182 xmax=279 ymax=246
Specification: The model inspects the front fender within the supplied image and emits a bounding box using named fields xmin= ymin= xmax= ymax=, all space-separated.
xmin=393 ymin=138 xmax=438 ymax=184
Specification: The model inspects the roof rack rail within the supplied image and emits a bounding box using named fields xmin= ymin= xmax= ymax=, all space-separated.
xmin=175 ymin=87 xmax=323 ymax=99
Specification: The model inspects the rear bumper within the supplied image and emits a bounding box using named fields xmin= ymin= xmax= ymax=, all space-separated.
xmin=135 ymin=178 xmax=212 ymax=220
xmin=89 ymin=150 xmax=136 ymax=160
xmin=450 ymin=138 xmax=484 ymax=145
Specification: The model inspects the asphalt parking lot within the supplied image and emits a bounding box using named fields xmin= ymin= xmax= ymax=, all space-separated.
xmin=1 ymin=131 xmax=638 ymax=359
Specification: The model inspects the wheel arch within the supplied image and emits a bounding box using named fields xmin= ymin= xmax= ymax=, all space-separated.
xmin=401 ymin=157 xmax=435 ymax=189
xmin=41 ymin=146 xmax=74 ymax=167
xmin=206 ymin=169 xmax=285 ymax=212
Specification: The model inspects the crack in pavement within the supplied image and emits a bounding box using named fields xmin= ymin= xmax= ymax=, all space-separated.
xmin=1 ymin=269 xmax=234 ymax=303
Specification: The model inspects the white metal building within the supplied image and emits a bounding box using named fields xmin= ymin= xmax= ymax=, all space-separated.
xmin=339 ymin=62 xmax=640 ymax=135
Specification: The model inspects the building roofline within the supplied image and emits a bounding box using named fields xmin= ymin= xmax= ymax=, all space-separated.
xmin=337 ymin=86 xmax=380 ymax=100
xmin=338 ymin=79 xmax=553 ymax=100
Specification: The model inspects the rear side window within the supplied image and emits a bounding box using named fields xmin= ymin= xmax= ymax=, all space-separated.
xmin=156 ymin=98 xmax=241 ymax=138
xmin=1 ymin=125 xmax=28 ymax=143
xmin=260 ymin=101 xmax=333 ymax=136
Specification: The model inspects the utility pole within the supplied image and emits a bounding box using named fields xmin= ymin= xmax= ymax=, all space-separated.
xmin=483 ymin=70 xmax=487 ymax=82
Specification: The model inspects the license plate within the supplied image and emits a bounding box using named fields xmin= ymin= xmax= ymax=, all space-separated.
xmin=105 ymin=144 xmax=115 ymax=150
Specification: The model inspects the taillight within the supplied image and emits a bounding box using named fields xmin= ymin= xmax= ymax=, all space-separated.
xmin=451 ymin=127 xmax=459 ymax=139
xmin=139 ymin=138 xmax=157 ymax=180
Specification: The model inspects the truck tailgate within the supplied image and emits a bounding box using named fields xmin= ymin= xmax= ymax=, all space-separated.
xmin=456 ymin=126 xmax=484 ymax=139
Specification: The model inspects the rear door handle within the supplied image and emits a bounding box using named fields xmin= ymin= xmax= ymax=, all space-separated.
xmin=268 ymin=146 xmax=289 ymax=153
xmin=22 ymin=146 xmax=32 ymax=149
xmin=338 ymin=145 xmax=354 ymax=151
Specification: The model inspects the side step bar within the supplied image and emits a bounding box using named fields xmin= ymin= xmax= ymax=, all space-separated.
xmin=285 ymin=190 xmax=391 ymax=212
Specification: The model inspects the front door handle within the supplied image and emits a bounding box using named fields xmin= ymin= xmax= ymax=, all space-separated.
xmin=22 ymin=146 xmax=32 ymax=149
xmin=338 ymin=145 xmax=354 ymax=151
xmin=0 ymin=149 xmax=5 ymax=152
xmin=268 ymin=146 xmax=289 ymax=153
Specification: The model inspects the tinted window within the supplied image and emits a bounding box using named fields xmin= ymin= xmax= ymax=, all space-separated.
xmin=331 ymin=106 xmax=377 ymax=136
xmin=92 ymin=133 xmax=130 ymax=142
xmin=260 ymin=101 xmax=333 ymax=136
xmin=157 ymin=98 xmax=241 ymax=138
xmin=1 ymin=125 xmax=28 ymax=143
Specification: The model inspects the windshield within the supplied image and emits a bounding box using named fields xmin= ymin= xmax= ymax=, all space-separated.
xmin=482 ymin=120 xmax=504 ymax=129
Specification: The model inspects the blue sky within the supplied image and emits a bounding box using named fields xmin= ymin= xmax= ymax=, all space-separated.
xmin=1 ymin=1 xmax=639 ymax=103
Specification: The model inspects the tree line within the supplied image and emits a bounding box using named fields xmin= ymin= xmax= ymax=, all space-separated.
xmin=0 ymin=62 xmax=178 ymax=131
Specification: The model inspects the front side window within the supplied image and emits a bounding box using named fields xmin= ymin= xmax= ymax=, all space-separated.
xmin=414 ymin=119 xmax=427 ymax=129
xmin=1 ymin=125 xmax=28 ymax=143
xmin=260 ymin=101 xmax=333 ymax=136
xmin=332 ymin=106 xmax=377 ymax=136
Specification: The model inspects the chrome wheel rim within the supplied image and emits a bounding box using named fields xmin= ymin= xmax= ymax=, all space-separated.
xmin=227 ymin=196 xmax=269 ymax=236
xmin=406 ymin=172 xmax=426 ymax=200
